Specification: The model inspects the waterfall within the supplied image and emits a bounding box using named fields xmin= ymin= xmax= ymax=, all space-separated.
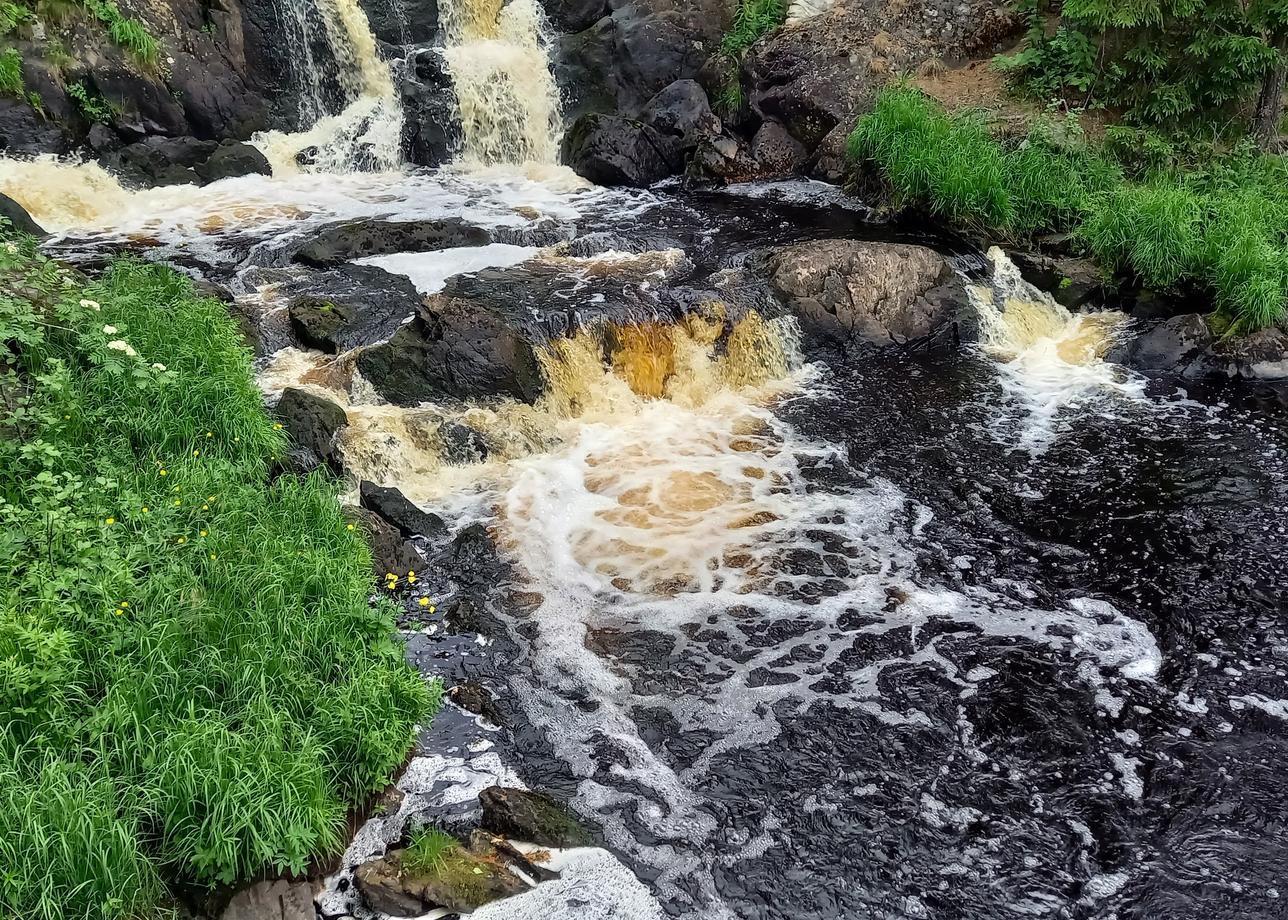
xmin=438 ymin=0 xmax=563 ymax=166
xmin=252 ymin=0 xmax=404 ymax=174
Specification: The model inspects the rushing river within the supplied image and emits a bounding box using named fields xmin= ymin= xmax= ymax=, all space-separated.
xmin=6 ymin=162 xmax=1285 ymax=919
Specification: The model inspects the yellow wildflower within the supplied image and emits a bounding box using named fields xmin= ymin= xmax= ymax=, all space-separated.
xmin=141 ymin=506 xmax=149 ymax=513
xmin=105 ymin=517 xmax=115 ymax=525
xmin=210 ymin=553 xmax=217 ymax=560
xmin=418 ymin=597 xmax=430 ymax=607
xmin=174 ymin=500 xmax=181 ymax=506
xmin=177 ymin=536 xmax=187 ymax=544
xmin=159 ymin=469 xmax=167 ymax=476
xmin=206 ymin=431 xmax=213 ymax=438
xmin=346 ymin=523 xmax=355 ymax=531
xmin=202 ymin=504 xmax=208 ymax=511
xmin=272 ymin=423 xmax=283 ymax=430
xmin=193 ymin=450 xmax=200 ymax=457
xmin=119 ymin=601 xmax=129 ymax=609
xmin=200 ymin=530 xmax=208 ymax=537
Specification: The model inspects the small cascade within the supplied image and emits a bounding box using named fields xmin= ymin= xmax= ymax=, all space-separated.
xmin=252 ymin=0 xmax=404 ymax=173
xmin=969 ymin=246 xmax=1143 ymax=450
xmin=0 ymin=156 xmax=134 ymax=231
xmin=438 ymin=0 xmax=563 ymax=166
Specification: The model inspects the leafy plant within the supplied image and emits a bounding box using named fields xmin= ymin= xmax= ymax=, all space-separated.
xmin=0 ymin=237 xmax=440 ymax=916
xmin=0 ymin=0 xmax=33 ymax=35
xmin=67 ymin=78 xmax=115 ymax=122
xmin=716 ymin=0 xmax=786 ymax=114
xmin=405 ymin=828 xmax=461 ymax=873
xmin=81 ymin=0 xmax=160 ymax=65
xmin=0 ymin=47 xmax=22 ymax=98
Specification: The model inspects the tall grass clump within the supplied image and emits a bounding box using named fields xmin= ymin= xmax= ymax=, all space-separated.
xmin=0 ymin=47 xmax=22 ymax=97
xmin=0 ymin=231 xmax=439 ymax=917
xmin=717 ymin=0 xmax=785 ymax=113
xmin=847 ymin=85 xmax=1288 ymax=333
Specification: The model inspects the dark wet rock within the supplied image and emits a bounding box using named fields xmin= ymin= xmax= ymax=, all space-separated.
xmin=751 ymin=120 xmax=808 ymax=177
xmin=561 ymin=113 xmax=682 ymax=186
xmin=552 ymin=0 xmax=730 ymax=123
xmin=437 ymin=419 xmax=490 ymax=463
xmin=449 ymin=679 xmax=506 ymax=726
xmin=287 ymin=264 xmax=423 ymax=353
xmin=360 ymin=481 xmax=446 ymax=539
xmin=1010 ymin=250 xmax=1103 ymax=309
xmin=0 ymin=193 xmax=46 ymax=238
xmin=452 ymin=522 xmax=496 ymax=567
xmin=100 ymin=136 xmax=220 ymax=187
xmin=467 ymin=829 xmax=561 ymax=883
xmin=0 ymin=96 xmax=72 ymax=156
xmin=1114 ymin=314 xmax=1216 ymax=376
xmin=1210 ymin=326 xmax=1288 ymax=379
xmin=688 ymin=132 xmax=759 ymax=182
xmin=479 ymin=787 xmax=592 ymax=848
xmin=357 ymin=508 xmax=424 ymax=582
xmin=291 ymin=218 xmax=492 ymax=266
xmin=354 ymin=846 xmax=527 ymax=916
xmin=194 ymin=142 xmax=273 ymax=183
xmin=356 ymin=297 xmax=545 ymax=404
xmin=640 ymin=78 xmax=722 ymax=148
xmin=544 ymin=0 xmax=609 ymax=32
xmin=766 ymin=239 xmax=971 ymax=348
xmin=275 ymin=387 xmax=347 ymax=469
xmin=361 ymin=0 xmax=440 ymax=44
xmin=808 ymin=122 xmax=851 ymax=184
xmin=220 ymin=879 xmax=314 ymax=920
xmin=400 ymin=50 xmax=460 ymax=168
xmin=92 ymin=66 xmax=191 ymax=140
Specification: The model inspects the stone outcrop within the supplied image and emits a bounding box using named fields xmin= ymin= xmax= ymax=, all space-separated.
xmin=478 ymin=786 xmax=592 ymax=847
xmin=561 ymin=112 xmax=682 ymax=186
xmin=286 ymin=264 xmax=424 ymax=354
xmin=353 ymin=841 xmax=528 ymax=916
xmin=765 ymin=239 xmax=971 ymax=348
xmin=1114 ymin=314 xmax=1288 ymax=380
xmin=274 ymin=386 xmax=348 ymax=472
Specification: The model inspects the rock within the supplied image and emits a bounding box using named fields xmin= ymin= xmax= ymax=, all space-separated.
xmin=220 ymin=879 xmax=314 ymax=920
xmin=1010 ymin=250 xmax=1103 ymax=309
xmin=544 ymin=0 xmax=609 ymax=32
xmin=356 ymin=508 xmax=424 ymax=582
xmin=100 ymin=136 xmax=220 ymax=187
xmin=1209 ymin=325 xmax=1288 ymax=379
xmin=287 ymin=264 xmax=424 ymax=353
xmin=640 ymin=79 xmax=721 ymax=148
xmin=561 ymin=113 xmax=682 ymax=186
xmin=751 ymin=120 xmax=808 ymax=176
xmin=92 ymin=66 xmax=191 ymax=139
xmin=0 ymin=193 xmax=47 ymax=237
xmin=275 ymin=387 xmax=348 ymax=468
xmin=361 ymin=0 xmax=440 ymax=44
xmin=688 ymin=132 xmax=759 ymax=182
xmin=1113 ymin=314 xmax=1215 ymax=376
xmin=194 ymin=142 xmax=272 ymax=182
xmin=400 ymin=51 xmax=460 ymax=168
xmin=479 ymin=787 xmax=592 ymax=848
xmin=359 ymin=481 xmax=446 ymax=538
xmin=808 ymin=122 xmax=850 ymax=183
xmin=0 ymin=96 xmax=72 ymax=156
xmin=552 ymin=0 xmax=730 ymax=124
xmin=467 ymin=829 xmax=561 ymax=883
xmin=449 ymin=679 xmax=506 ymax=726
xmin=290 ymin=217 xmax=491 ymax=266
xmin=353 ymin=845 xmax=527 ymax=916
xmin=766 ymin=239 xmax=970 ymax=348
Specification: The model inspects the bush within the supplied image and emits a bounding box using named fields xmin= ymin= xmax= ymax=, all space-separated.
xmin=0 ymin=234 xmax=439 ymax=916
xmin=847 ymin=86 xmax=1288 ymax=333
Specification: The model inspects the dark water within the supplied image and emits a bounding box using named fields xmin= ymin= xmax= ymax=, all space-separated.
xmin=56 ymin=176 xmax=1288 ymax=919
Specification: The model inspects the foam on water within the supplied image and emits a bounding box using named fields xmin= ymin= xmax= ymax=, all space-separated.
xmin=357 ymin=243 xmax=541 ymax=293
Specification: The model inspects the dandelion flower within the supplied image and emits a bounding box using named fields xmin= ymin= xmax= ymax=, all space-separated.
xmin=107 ymin=340 xmax=137 ymax=357
xmin=200 ymin=530 xmax=208 ymax=537
xmin=193 ymin=450 xmax=200 ymax=456
xmin=119 ymin=601 xmax=129 ymax=609
xmin=346 ymin=523 xmax=355 ymax=531
xmin=151 ymin=363 xmax=166 ymax=371
xmin=210 ymin=553 xmax=217 ymax=560
xmin=177 ymin=536 xmax=187 ymax=544
xmin=159 ymin=469 xmax=168 ymax=477
xmin=105 ymin=517 xmax=115 ymax=525
xmin=114 ymin=609 xmax=123 ymax=616
xmin=385 ymin=573 xmax=396 ymax=580
xmin=202 ymin=504 xmax=208 ymax=510
xmin=408 ymin=575 xmax=417 ymax=584
xmin=141 ymin=506 xmax=149 ymax=513
xmin=102 ymin=324 xmax=118 ymax=334
xmin=206 ymin=431 xmax=213 ymax=438
xmin=418 ymin=597 xmax=430 ymax=607
xmin=174 ymin=499 xmax=181 ymax=506
xmin=272 ymin=423 xmax=283 ymax=431
xmin=80 ymin=298 xmax=100 ymax=311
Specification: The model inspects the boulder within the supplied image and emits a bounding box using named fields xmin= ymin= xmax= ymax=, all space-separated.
xmin=640 ymin=79 xmax=721 ymax=148
xmin=220 ymin=879 xmax=314 ymax=920
xmin=400 ymin=50 xmax=460 ymax=168
xmin=765 ymin=239 xmax=970 ymax=348
xmin=286 ymin=264 xmax=424 ymax=353
xmin=751 ymin=120 xmax=808 ymax=176
xmin=360 ymin=0 xmax=440 ymax=44
xmin=92 ymin=66 xmax=192 ymax=139
xmin=449 ymin=679 xmax=506 ymax=726
xmin=274 ymin=387 xmax=348 ymax=469
xmin=1010 ymin=250 xmax=1103 ymax=309
xmin=194 ymin=142 xmax=272 ymax=182
xmin=479 ymin=786 xmax=592 ymax=848
xmin=290 ymin=217 xmax=491 ymax=266
xmin=687 ymin=132 xmax=762 ymax=183
xmin=1210 ymin=326 xmax=1288 ymax=379
xmin=808 ymin=121 xmax=850 ymax=183
xmin=561 ymin=113 xmax=682 ymax=186
xmin=1113 ymin=314 xmax=1215 ymax=376
xmin=544 ymin=0 xmax=609 ymax=32
xmin=359 ymin=480 xmax=446 ymax=539
xmin=100 ymin=136 xmax=220 ymax=187
xmin=0 ymin=84 xmax=72 ymax=156
xmin=353 ymin=845 xmax=527 ymax=916
xmin=0 ymin=193 xmax=47 ymax=237
xmin=356 ymin=508 xmax=424 ymax=582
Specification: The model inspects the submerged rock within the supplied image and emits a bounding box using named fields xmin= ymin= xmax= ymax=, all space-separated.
xmin=354 ymin=844 xmax=528 ymax=916
xmin=479 ymin=786 xmax=592 ymax=848
xmin=766 ymin=239 xmax=971 ymax=349
xmin=290 ymin=217 xmax=492 ymax=266
xmin=194 ymin=142 xmax=273 ymax=183
xmin=561 ymin=113 xmax=682 ymax=187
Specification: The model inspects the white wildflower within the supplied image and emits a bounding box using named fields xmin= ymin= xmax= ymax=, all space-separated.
xmin=102 ymin=324 xmax=118 ymax=334
xmin=3 ymin=242 xmax=17 ymax=253
xmin=80 ymin=298 xmax=101 ymax=311
xmin=151 ymin=362 xmax=166 ymax=371
xmin=106 ymin=340 xmax=137 ymax=357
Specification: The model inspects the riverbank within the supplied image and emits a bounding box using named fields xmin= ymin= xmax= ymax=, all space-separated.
xmin=0 ymin=230 xmax=437 ymax=918
xmin=847 ymin=86 xmax=1288 ymax=336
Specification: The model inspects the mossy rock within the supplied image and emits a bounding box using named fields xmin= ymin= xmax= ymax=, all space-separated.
xmin=479 ymin=786 xmax=592 ymax=848
xmin=353 ymin=845 xmax=527 ymax=917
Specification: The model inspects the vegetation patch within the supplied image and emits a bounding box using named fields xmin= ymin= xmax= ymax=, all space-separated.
xmin=0 ymin=47 xmax=22 ymax=98
xmin=0 ymin=230 xmax=439 ymax=919
xmin=847 ymin=86 xmax=1288 ymax=333
xmin=717 ymin=0 xmax=787 ymax=112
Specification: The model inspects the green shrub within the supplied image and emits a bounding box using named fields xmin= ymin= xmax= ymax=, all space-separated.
xmin=67 ymin=78 xmax=115 ymax=122
xmin=81 ymin=0 xmax=160 ymax=65
xmin=0 ymin=0 xmax=33 ymax=35
xmin=0 ymin=47 xmax=22 ymax=98
xmin=0 ymin=237 xmax=439 ymax=915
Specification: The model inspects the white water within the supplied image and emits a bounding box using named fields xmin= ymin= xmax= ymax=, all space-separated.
xmin=358 ymin=242 xmax=540 ymax=293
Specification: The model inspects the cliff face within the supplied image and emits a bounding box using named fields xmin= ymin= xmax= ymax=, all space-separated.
xmin=0 ymin=0 xmax=324 ymax=156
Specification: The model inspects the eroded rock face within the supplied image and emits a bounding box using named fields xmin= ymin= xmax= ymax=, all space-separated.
xmin=561 ymin=113 xmax=682 ymax=187
xmin=766 ymin=239 xmax=970 ymax=348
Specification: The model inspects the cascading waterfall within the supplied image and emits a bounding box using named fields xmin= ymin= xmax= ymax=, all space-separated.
xmin=252 ymin=0 xmax=404 ymax=173
xmin=437 ymin=0 xmax=563 ymax=166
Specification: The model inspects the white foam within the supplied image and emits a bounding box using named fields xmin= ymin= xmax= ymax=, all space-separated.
xmin=358 ymin=243 xmax=540 ymax=294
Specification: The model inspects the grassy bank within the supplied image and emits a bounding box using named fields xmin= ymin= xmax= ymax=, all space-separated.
xmin=847 ymin=86 xmax=1288 ymax=334
xmin=0 ymin=232 xmax=438 ymax=918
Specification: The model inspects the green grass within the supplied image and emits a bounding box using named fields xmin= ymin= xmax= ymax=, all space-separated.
xmin=405 ymin=827 xmax=462 ymax=874
xmin=0 ymin=0 xmax=33 ymax=35
xmin=0 ymin=47 xmax=22 ymax=98
xmin=717 ymin=0 xmax=786 ymax=114
xmin=847 ymin=85 xmax=1288 ymax=334
xmin=0 ymin=232 xmax=440 ymax=918
xmin=81 ymin=0 xmax=160 ymax=65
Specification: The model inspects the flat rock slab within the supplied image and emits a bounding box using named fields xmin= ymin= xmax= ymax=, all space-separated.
xmin=220 ymin=879 xmax=313 ymax=920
